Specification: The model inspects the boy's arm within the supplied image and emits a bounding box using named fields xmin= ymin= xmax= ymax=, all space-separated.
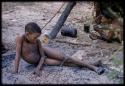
xmin=34 ymin=40 xmax=46 ymax=75
xmin=13 ymin=37 xmax=22 ymax=73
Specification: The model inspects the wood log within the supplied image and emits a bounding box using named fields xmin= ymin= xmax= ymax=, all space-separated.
xmin=48 ymin=2 xmax=76 ymax=39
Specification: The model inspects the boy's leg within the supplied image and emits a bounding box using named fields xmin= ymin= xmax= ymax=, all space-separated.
xmin=64 ymin=55 xmax=105 ymax=74
xmin=43 ymin=57 xmax=102 ymax=67
xmin=43 ymin=46 xmax=66 ymax=61
xmin=90 ymin=59 xmax=102 ymax=67
xmin=65 ymin=55 xmax=97 ymax=71
xmin=43 ymin=46 xmax=105 ymax=74
xmin=44 ymin=58 xmax=62 ymax=66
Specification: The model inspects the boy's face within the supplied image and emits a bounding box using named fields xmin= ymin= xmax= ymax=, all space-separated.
xmin=26 ymin=32 xmax=41 ymax=43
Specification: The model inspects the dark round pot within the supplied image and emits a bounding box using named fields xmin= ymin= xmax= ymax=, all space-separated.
xmin=61 ymin=28 xmax=77 ymax=38
xmin=84 ymin=24 xmax=90 ymax=33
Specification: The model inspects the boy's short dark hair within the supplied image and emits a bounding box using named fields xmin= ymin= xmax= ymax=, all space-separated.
xmin=25 ymin=22 xmax=41 ymax=34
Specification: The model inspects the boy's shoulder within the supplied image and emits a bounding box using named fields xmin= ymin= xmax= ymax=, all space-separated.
xmin=16 ymin=34 xmax=25 ymax=42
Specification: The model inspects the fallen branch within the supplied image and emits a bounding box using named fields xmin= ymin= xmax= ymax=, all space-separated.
xmin=54 ymin=40 xmax=91 ymax=46
xmin=48 ymin=2 xmax=76 ymax=39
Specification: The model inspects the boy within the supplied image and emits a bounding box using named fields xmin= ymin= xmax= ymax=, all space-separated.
xmin=12 ymin=22 xmax=105 ymax=76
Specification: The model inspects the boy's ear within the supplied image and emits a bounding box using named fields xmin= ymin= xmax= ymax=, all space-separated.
xmin=25 ymin=32 xmax=30 ymax=35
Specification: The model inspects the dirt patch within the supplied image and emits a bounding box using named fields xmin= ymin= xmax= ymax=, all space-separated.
xmin=2 ymin=54 xmax=112 ymax=84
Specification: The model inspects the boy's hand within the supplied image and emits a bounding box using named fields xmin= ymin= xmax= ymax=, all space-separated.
xmin=11 ymin=61 xmax=18 ymax=74
xmin=11 ymin=69 xmax=18 ymax=74
xmin=33 ymin=68 xmax=41 ymax=76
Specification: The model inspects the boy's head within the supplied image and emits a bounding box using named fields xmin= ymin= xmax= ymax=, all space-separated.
xmin=25 ymin=22 xmax=41 ymax=43
xmin=25 ymin=22 xmax=41 ymax=33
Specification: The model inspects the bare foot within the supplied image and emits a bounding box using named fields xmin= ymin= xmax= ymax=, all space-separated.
xmin=33 ymin=69 xmax=41 ymax=76
xmin=92 ymin=59 xmax=102 ymax=67
xmin=11 ymin=69 xmax=18 ymax=74
xmin=95 ymin=67 xmax=105 ymax=75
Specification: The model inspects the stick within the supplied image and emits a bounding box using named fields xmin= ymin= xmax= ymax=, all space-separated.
xmin=55 ymin=40 xmax=91 ymax=46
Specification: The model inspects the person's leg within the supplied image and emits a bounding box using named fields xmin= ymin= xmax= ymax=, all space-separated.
xmin=64 ymin=55 xmax=96 ymax=70
xmin=63 ymin=55 xmax=105 ymax=75
xmin=44 ymin=58 xmax=61 ymax=66
xmin=90 ymin=59 xmax=102 ymax=67
xmin=43 ymin=46 xmax=105 ymax=74
xmin=42 ymin=46 xmax=66 ymax=61
xmin=43 ymin=57 xmax=102 ymax=67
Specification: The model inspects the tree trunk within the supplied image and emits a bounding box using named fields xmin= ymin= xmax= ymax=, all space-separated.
xmin=48 ymin=2 xmax=76 ymax=39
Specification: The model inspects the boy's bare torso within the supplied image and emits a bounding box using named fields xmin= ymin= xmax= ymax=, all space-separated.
xmin=21 ymin=35 xmax=41 ymax=64
xmin=19 ymin=34 xmax=65 ymax=65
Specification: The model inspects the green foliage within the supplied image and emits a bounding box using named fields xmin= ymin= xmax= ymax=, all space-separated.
xmin=118 ymin=79 xmax=123 ymax=84
xmin=110 ymin=50 xmax=123 ymax=66
xmin=106 ymin=69 xmax=123 ymax=84
xmin=111 ymin=57 xmax=123 ymax=66
xmin=106 ymin=69 xmax=118 ymax=80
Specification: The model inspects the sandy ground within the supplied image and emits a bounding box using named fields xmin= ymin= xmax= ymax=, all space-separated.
xmin=2 ymin=2 xmax=123 ymax=84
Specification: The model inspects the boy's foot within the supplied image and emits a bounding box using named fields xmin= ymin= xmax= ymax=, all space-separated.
xmin=95 ymin=67 xmax=105 ymax=75
xmin=92 ymin=59 xmax=102 ymax=67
